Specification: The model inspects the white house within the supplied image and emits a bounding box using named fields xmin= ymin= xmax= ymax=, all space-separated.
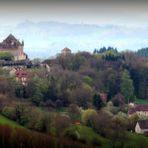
xmin=135 ymin=120 xmax=148 ymax=135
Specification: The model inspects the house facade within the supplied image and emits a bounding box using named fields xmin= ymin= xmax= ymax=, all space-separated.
xmin=0 ymin=34 xmax=27 ymax=61
xmin=135 ymin=120 xmax=148 ymax=134
xmin=9 ymin=67 xmax=28 ymax=86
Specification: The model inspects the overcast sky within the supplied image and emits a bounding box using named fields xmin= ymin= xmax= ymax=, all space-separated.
xmin=0 ymin=0 xmax=148 ymax=27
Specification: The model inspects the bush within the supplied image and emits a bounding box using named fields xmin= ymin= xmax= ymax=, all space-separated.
xmin=26 ymin=108 xmax=51 ymax=132
xmin=111 ymin=93 xmax=125 ymax=107
xmin=81 ymin=109 xmax=97 ymax=125
xmin=54 ymin=114 xmax=71 ymax=136
xmin=83 ymin=76 xmax=93 ymax=86
xmin=0 ymin=52 xmax=12 ymax=61
xmin=0 ymin=124 xmax=89 ymax=148
xmin=89 ymin=111 xmax=112 ymax=137
xmin=0 ymin=95 xmax=11 ymax=111
xmin=68 ymin=104 xmax=81 ymax=122
xmin=2 ymin=106 xmax=16 ymax=120
xmin=63 ymin=125 xmax=106 ymax=147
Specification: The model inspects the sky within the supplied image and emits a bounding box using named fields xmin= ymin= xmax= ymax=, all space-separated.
xmin=0 ymin=0 xmax=147 ymax=27
xmin=0 ymin=0 xmax=148 ymax=58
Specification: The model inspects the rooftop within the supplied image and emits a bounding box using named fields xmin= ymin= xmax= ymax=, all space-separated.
xmin=128 ymin=105 xmax=148 ymax=114
xmin=138 ymin=120 xmax=148 ymax=129
xmin=62 ymin=47 xmax=71 ymax=52
xmin=0 ymin=34 xmax=22 ymax=49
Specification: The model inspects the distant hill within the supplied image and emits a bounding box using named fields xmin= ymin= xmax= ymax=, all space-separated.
xmin=0 ymin=21 xmax=148 ymax=58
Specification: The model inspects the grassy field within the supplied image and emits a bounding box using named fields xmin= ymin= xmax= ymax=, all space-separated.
xmin=63 ymin=125 xmax=148 ymax=148
xmin=0 ymin=114 xmax=23 ymax=128
xmin=1 ymin=113 xmax=148 ymax=148
xmin=125 ymin=133 xmax=148 ymax=148
xmin=135 ymin=98 xmax=148 ymax=104
xmin=63 ymin=125 xmax=110 ymax=147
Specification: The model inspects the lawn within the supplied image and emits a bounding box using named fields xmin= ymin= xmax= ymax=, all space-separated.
xmin=63 ymin=125 xmax=148 ymax=148
xmin=124 ymin=133 xmax=148 ymax=148
xmin=135 ymin=98 xmax=148 ymax=104
xmin=63 ymin=125 xmax=110 ymax=147
xmin=0 ymin=114 xmax=23 ymax=128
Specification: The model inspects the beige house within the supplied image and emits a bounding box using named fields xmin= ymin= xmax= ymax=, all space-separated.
xmin=135 ymin=120 xmax=148 ymax=134
xmin=9 ymin=68 xmax=17 ymax=76
xmin=0 ymin=34 xmax=27 ymax=61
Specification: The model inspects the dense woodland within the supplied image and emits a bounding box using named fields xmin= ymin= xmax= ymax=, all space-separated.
xmin=0 ymin=47 xmax=148 ymax=148
xmin=137 ymin=47 xmax=148 ymax=58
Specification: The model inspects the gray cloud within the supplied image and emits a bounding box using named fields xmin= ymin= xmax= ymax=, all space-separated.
xmin=0 ymin=0 xmax=147 ymax=27
xmin=0 ymin=0 xmax=147 ymax=58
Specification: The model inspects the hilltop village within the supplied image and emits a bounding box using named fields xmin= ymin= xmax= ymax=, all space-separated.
xmin=0 ymin=34 xmax=71 ymax=86
xmin=0 ymin=34 xmax=148 ymax=148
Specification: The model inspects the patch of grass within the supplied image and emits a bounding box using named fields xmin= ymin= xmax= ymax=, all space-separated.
xmin=0 ymin=114 xmax=24 ymax=128
xmin=63 ymin=125 xmax=148 ymax=148
xmin=124 ymin=133 xmax=148 ymax=148
xmin=135 ymin=98 xmax=148 ymax=104
xmin=55 ymin=107 xmax=67 ymax=112
xmin=63 ymin=125 xmax=110 ymax=147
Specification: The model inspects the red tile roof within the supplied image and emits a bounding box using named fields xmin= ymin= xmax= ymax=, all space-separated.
xmin=15 ymin=69 xmax=27 ymax=78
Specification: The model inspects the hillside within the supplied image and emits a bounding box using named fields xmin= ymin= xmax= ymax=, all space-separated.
xmin=0 ymin=49 xmax=148 ymax=147
xmin=0 ymin=114 xmax=23 ymax=128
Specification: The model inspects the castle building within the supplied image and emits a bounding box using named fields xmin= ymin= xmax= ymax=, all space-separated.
xmin=0 ymin=34 xmax=27 ymax=61
xmin=61 ymin=47 xmax=71 ymax=56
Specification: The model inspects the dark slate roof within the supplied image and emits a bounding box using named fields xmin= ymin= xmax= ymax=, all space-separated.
xmin=4 ymin=34 xmax=18 ymax=41
xmin=138 ymin=120 xmax=148 ymax=129
xmin=128 ymin=105 xmax=148 ymax=114
xmin=0 ymin=34 xmax=22 ymax=49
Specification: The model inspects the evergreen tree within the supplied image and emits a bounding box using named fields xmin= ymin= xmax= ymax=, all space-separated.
xmin=121 ymin=70 xmax=135 ymax=104
xmin=93 ymin=94 xmax=102 ymax=109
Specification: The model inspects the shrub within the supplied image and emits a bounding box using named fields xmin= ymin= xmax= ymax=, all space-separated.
xmin=89 ymin=111 xmax=112 ymax=137
xmin=63 ymin=125 xmax=105 ymax=147
xmin=22 ymin=108 xmax=51 ymax=132
xmin=68 ymin=104 xmax=81 ymax=122
xmin=54 ymin=114 xmax=71 ymax=136
xmin=0 ymin=124 xmax=88 ymax=148
xmin=81 ymin=109 xmax=97 ymax=125
xmin=0 ymin=95 xmax=11 ymax=111
xmin=111 ymin=93 xmax=125 ymax=107
xmin=0 ymin=52 xmax=12 ymax=61
xmin=2 ymin=106 xmax=16 ymax=120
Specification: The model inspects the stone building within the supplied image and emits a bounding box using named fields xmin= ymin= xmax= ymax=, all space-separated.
xmin=0 ymin=34 xmax=27 ymax=61
xmin=61 ymin=47 xmax=71 ymax=56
